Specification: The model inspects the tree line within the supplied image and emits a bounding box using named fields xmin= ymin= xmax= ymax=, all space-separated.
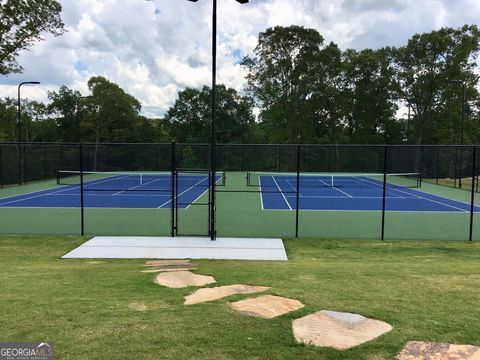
xmin=1 ymin=22 xmax=480 ymax=145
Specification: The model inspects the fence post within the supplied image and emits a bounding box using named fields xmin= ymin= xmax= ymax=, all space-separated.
xmin=22 ymin=144 xmax=28 ymax=184
xmin=469 ymin=145 xmax=476 ymax=241
xmin=79 ymin=144 xmax=85 ymax=236
xmin=295 ymin=145 xmax=301 ymax=238
xmin=171 ymin=141 xmax=176 ymax=237
xmin=0 ymin=145 xmax=3 ymax=189
xmin=381 ymin=146 xmax=388 ymax=241
xmin=43 ymin=144 xmax=47 ymax=181
xmin=17 ymin=143 xmax=22 ymax=185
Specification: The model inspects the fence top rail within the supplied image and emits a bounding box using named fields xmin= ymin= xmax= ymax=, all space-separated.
xmin=0 ymin=141 xmax=479 ymax=148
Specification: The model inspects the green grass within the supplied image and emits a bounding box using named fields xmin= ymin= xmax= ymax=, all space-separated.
xmin=1 ymin=236 xmax=480 ymax=359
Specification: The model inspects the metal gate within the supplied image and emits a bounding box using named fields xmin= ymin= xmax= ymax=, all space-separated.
xmin=174 ymin=169 xmax=212 ymax=236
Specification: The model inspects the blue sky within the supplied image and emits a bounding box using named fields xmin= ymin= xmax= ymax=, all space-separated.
xmin=0 ymin=0 xmax=479 ymax=117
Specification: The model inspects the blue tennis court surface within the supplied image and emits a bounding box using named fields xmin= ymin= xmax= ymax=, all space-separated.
xmin=260 ymin=175 xmax=480 ymax=212
xmin=0 ymin=174 xmax=214 ymax=209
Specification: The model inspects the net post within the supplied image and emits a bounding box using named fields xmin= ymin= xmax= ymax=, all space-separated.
xmin=79 ymin=144 xmax=85 ymax=236
xmin=381 ymin=146 xmax=388 ymax=241
xmin=435 ymin=146 xmax=440 ymax=185
xmin=295 ymin=145 xmax=301 ymax=238
xmin=171 ymin=141 xmax=176 ymax=237
xmin=469 ymin=145 xmax=476 ymax=241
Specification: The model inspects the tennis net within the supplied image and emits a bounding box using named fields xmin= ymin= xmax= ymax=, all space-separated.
xmin=246 ymin=172 xmax=421 ymax=190
xmin=57 ymin=170 xmax=226 ymax=191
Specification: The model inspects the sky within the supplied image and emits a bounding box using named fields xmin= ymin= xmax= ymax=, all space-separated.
xmin=0 ymin=0 xmax=479 ymax=118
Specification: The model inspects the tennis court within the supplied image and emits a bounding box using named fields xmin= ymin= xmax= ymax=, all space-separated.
xmin=252 ymin=173 xmax=480 ymax=212
xmin=0 ymin=171 xmax=478 ymax=214
xmin=0 ymin=171 xmax=223 ymax=209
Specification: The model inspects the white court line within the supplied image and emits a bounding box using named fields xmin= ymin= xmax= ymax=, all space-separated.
xmin=284 ymin=195 xmax=412 ymax=199
xmin=112 ymin=176 xmax=169 ymax=195
xmin=52 ymin=193 xmax=171 ymax=198
xmin=317 ymin=179 xmax=353 ymax=198
xmin=156 ymin=176 xmax=209 ymax=209
xmin=183 ymin=176 xmax=224 ymax=209
xmin=354 ymin=176 xmax=470 ymax=213
xmin=271 ymin=176 xmax=292 ymax=210
xmin=283 ymin=179 xmax=299 ymax=193
xmin=260 ymin=176 xmax=265 ymax=210
xmin=0 ymin=174 xmax=133 ymax=203
xmin=0 ymin=184 xmax=88 ymax=206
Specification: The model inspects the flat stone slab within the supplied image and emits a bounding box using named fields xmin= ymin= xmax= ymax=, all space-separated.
xmin=145 ymin=260 xmax=191 ymax=266
xmin=230 ymin=295 xmax=304 ymax=319
xmin=292 ymin=310 xmax=393 ymax=350
xmin=155 ymin=271 xmax=216 ymax=288
xmin=142 ymin=268 xmax=197 ymax=273
xmin=397 ymin=341 xmax=480 ymax=359
xmin=185 ymin=284 xmax=271 ymax=305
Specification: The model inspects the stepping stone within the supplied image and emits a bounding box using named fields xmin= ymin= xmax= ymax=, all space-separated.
xmin=142 ymin=267 xmax=197 ymax=273
xmin=292 ymin=310 xmax=392 ymax=350
xmin=155 ymin=271 xmax=216 ymax=288
xmin=230 ymin=295 xmax=304 ymax=319
xmin=397 ymin=341 xmax=480 ymax=359
xmin=145 ymin=260 xmax=191 ymax=267
xmin=185 ymin=284 xmax=271 ymax=305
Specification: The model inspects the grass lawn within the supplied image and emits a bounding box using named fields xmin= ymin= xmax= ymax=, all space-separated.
xmin=1 ymin=236 xmax=480 ymax=359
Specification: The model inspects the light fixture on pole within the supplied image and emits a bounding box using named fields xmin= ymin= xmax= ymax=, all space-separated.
xmin=17 ymin=81 xmax=40 ymax=144
xmin=187 ymin=0 xmax=249 ymax=240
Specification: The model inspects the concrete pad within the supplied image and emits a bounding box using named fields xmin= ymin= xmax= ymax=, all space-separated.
xmin=62 ymin=237 xmax=288 ymax=261
xmin=230 ymin=295 xmax=304 ymax=319
xmin=292 ymin=310 xmax=393 ymax=350
xmin=155 ymin=271 xmax=216 ymax=288
xmin=184 ymin=284 xmax=271 ymax=305
xmin=397 ymin=341 xmax=480 ymax=359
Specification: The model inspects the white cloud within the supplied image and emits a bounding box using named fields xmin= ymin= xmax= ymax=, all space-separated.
xmin=0 ymin=0 xmax=478 ymax=117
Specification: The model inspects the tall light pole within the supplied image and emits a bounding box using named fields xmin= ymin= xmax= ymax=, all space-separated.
xmin=17 ymin=81 xmax=40 ymax=185
xmin=17 ymin=81 xmax=40 ymax=143
xmin=76 ymin=95 xmax=93 ymax=143
xmin=450 ymin=80 xmax=466 ymax=188
xmin=187 ymin=0 xmax=249 ymax=240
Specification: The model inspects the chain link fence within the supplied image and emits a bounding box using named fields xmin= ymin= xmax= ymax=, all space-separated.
xmin=0 ymin=142 xmax=478 ymax=240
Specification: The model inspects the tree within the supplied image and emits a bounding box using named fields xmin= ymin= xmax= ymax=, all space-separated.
xmin=165 ymin=85 xmax=255 ymax=144
xmin=342 ymin=48 xmax=399 ymax=144
xmin=47 ymin=85 xmax=81 ymax=142
xmin=0 ymin=97 xmax=16 ymax=141
xmin=82 ymin=76 xmax=143 ymax=144
xmin=391 ymin=25 xmax=480 ymax=146
xmin=0 ymin=0 xmax=65 ymax=75
xmin=243 ymin=25 xmax=326 ymax=144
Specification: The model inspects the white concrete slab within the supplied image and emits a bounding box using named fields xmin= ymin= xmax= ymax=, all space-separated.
xmin=62 ymin=236 xmax=288 ymax=261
